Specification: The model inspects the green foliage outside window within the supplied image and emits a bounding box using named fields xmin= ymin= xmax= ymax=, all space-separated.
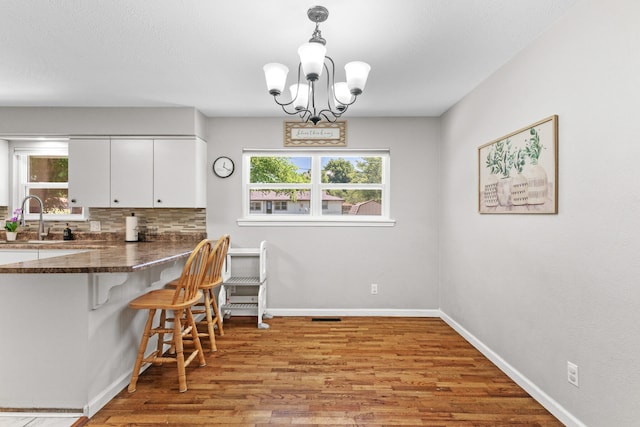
xmin=324 ymin=157 xmax=382 ymax=204
xmin=323 ymin=158 xmax=354 ymax=183
xmin=250 ymin=157 xmax=310 ymax=184
xmin=27 ymin=156 xmax=70 ymax=214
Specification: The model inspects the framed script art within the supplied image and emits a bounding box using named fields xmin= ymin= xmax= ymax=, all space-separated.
xmin=284 ymin=121 xmax=346 ymax=147
xmin=478 ymin=115 xmax=558 ymax=214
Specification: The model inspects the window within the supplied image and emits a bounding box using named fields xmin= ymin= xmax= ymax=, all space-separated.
xmin=250 ymin=201 xmax=262 ymax=212
xmin=11 ymin=141 xmax=84 ymax=221
xmin=241 ymin=149 xmax=394 ymax=226
xmin=274 ymin=201 xmax=288 ymax=211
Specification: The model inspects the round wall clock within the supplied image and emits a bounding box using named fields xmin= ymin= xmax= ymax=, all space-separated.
xmin=213 ymin=156 xmax=235 ymax=178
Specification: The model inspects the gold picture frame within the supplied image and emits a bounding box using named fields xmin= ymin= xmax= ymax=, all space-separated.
xmin=284 ymin=121 xmax=346 ymax=147
xmin=478 ymin=115 xmax=558 ymax=214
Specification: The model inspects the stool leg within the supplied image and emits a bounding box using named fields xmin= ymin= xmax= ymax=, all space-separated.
xmin=210 ymin=288 xmax=224 ymax=336
xmin=203 ymin=290 xmax=217 ymax=351
xmin=128 ymin=308 xmax=156 ymax=393
xmin=186 ymin=307 xmax=207 ymax=367
xmin=173 ymin=308 xmax=188 ymax=392
xmin=157 ymin=309 xmax=167 ymax=360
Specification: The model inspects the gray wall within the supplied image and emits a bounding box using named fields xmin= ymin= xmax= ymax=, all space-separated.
xmin=206 ymin=117 xmax=440 ymax=314
xmin=439 ymin=0 xmax=640 ymax=425
xmin=0 ymin=106 xmax=204 ymax=137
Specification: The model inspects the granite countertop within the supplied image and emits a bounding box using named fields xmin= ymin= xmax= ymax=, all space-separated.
xmin=0 ymin=240 xmax=201 ymax=274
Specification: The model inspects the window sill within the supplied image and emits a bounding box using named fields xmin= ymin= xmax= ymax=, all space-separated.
xmin=237 ymin=217 xmax=396 ymax=227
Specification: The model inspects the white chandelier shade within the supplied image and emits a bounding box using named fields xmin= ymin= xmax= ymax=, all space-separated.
xmin=263 ymin=63 xmax=289 ymax=96
xmin=263 ymin=6 xmax=370 ymax=125
xmin=333 ymin=82 xmax=354 ymax=107
xmin=290 ymin=83 xmax=309 ymax=110
xmin=345 ymin=61 xmax=371 ymax=95
xmin=298 ymin=43 xmax=327 ymax=81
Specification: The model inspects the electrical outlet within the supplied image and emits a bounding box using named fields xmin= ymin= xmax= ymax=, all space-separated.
xmin=90 ymin=221 xmax=101 ymax=232
xmin=371 ymin=283 xmax=378 ymax=295
xmin=567 ymin=361 xmax=579 ymax=387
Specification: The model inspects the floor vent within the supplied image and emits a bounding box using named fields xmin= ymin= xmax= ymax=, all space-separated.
xmin=311 ymin=317 xmax=342 ymax=322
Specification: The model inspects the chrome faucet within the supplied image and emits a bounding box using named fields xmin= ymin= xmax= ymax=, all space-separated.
xmin=19 ymin=195 xmax=47 ymax=240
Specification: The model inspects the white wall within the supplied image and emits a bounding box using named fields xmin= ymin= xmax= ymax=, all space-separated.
xmin=206 ymin=117 xmax=440 ymax=314
xmin=440 ymin=0 xmax=640 ymax=425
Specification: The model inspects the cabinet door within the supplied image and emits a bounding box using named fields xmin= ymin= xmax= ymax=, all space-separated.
xmin=111 ymin=139 xmax=153 ymax=208
xmin=68 ymin=139 xmax=111 ymax=208
xmin=153 ymin=139 xmax=206 ymax=208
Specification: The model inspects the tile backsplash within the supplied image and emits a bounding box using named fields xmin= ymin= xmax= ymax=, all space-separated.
xmin=2 ymin=206 xmax=206 ymax=238
xmin=87 ymin=208 xmax=206 ymax=233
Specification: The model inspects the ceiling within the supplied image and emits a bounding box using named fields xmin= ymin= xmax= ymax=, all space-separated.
xmin=0 ymin=0 xmax=578 ymax=118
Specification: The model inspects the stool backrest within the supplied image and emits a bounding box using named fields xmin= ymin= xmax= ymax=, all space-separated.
xmin=172 ymin=239 xmax=213 ymax=304
xmin=203 ymin=234 xmax=230 ymax=288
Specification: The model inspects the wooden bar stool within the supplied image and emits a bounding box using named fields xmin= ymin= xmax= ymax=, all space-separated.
xmin=127 ymin=239 xmax=212 ymax=393
xmin=169 ymin=234 xmax=230 ymax=351
xmin=193 ymin=234 xmax=230 ymax=351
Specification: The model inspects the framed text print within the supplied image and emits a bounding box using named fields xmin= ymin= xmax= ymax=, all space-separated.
xmin=284 ymin=121 xmax=346 ymax=147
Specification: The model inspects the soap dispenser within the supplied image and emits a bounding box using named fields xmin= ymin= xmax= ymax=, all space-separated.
xmin=63 ymin=223 xmax=73 ymax=240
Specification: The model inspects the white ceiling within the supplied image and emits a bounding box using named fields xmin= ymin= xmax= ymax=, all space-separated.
xmin=0 ymin=0 xmax=578 ymax=118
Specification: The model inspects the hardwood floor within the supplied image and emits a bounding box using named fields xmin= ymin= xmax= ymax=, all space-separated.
xmin=87 ymin=317 xmax=562 ymax=426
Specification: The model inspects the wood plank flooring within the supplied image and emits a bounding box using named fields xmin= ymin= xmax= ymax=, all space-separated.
xmin=87 ymin=317 xmax=562 ymax=426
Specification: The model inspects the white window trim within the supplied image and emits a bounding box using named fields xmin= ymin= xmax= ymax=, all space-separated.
xmin=11 ymin=142 xmax=86 ymax=221
xmin=238 ymin=148 xmax=396 ymax=227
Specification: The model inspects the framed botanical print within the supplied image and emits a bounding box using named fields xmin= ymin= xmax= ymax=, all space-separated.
xmin=478 ymin=115 xmax=558 ymax=214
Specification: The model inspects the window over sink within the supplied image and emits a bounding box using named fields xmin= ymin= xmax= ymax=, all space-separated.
xmin=10 ymin=140 xmax=85 ymax=221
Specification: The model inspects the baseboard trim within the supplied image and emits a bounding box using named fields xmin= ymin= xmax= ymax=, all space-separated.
xmin=85 ymin=356 xmax=161 ymax=418
xmin=439 ymin=311 xmax=586 ymax=427
xmin=85 ymin=370 xmax=132 ymax=418
xmin=0 ymin=411 xmax=83 ymax=417
xmin=267 ymin=308 xmax=441 ymax=317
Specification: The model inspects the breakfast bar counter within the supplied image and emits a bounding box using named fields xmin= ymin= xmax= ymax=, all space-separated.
xmin=0 ymin=240 xmax=198 ymax=273
xmin=0 ymin=238 xmax=203 ymax=417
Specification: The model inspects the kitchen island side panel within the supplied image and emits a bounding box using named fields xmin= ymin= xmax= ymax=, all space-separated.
xmin=0 ymin=273 xmax=89 ymax=410
xmin=86 ymin=260 xmax=184 ymax=416
xmin=0 ymin=259 xmax=185 ymax=415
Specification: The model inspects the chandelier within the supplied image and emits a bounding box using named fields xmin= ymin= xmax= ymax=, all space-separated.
xmin=263 ymin=5 xmax=371 ymax=125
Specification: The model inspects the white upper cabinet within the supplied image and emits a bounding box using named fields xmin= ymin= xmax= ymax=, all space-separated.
xmin=69 ymin=137 xmax=206 ymax=209
xmin=69 ymin=139 xmax=111 ymax=208
xmin=110 ymin=139 xmax=154 ymax=208
xmin=154 ymin=139 xmax=206 ymax=208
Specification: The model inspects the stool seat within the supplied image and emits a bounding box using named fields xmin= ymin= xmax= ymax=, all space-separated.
xmin=129 ymin=289 xmax=203 ymax=311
